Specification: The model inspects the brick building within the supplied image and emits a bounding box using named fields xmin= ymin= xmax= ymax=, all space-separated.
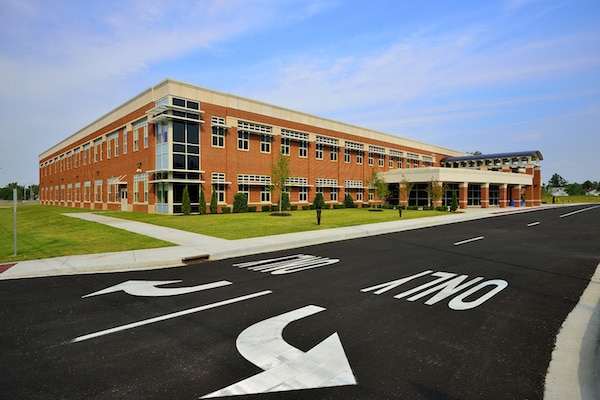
xmin=38 ymin=79 xmax=543 ymax=214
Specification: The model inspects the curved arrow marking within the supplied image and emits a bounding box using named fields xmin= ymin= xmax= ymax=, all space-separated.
xmin=82 ymin=280 xmax=232 ymax=298
xmin=202 ymin=305 xmax=356 ymax=398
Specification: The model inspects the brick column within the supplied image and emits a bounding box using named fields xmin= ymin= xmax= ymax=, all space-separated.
xmin=499 ymin=184 xmax=508 ymax=208
xmin=511 ymin=185 xmax=522 ymax=207
xmin=480 ymin=183 xmax=490 ymax=208
xmin=459 ymin=182 xmax=468 ymax=209
xmin=525 ymin=167 xmax=542 ymax=206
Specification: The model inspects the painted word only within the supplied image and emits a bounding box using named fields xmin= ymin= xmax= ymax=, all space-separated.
xmin=361 ymin=270 xmax=508 ymax=310
xmin=234 ymin=254 xmax=339 ymax=275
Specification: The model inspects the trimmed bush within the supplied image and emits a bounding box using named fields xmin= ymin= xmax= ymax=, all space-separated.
xmin=199 ymin=189 xmax=207 ymax=215
xmin=313 ymin=193 xmax=325 ymax=209
xmin=343 ymin=194 xmax=355 ymax=209
xmin=210 ymin=189 xmax=218 ymax=214
xmin=222 ymin=206 xmax=231 ymax=214
xmin=436 ymin=206 xmax=448 ymax=211
xmin=290 ymin=205 xmax=298 ymax=211
xmin=248 ymin=206 xmax=257 ymax=212
xmin=233 ymin=192 xmax=248 ymax=213
xmin=181 ymin=186 xmax=191 ymax=215
xmin=302 ymin=205 xmax=311 ymax=210
xmin=262 ymin=205 xmax=271 ymax=212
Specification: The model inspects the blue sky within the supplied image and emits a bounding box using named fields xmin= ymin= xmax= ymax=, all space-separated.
xmin=1 ymin=0 xmax=599 ymax=188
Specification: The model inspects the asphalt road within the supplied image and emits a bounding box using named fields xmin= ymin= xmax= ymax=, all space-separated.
xmin=1 ymin=205 xmax=599 ymax=399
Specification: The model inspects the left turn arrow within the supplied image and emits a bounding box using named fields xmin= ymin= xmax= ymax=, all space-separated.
xmin=82 ymin=280 xmax=232 ymax=298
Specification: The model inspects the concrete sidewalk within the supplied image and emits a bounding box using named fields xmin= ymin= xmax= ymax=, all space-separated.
xmin=0 ymin=204 xmax=597 ymax=399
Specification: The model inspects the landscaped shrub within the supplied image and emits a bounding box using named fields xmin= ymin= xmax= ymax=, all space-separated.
xmin=262 ymin=205 xmax=271 ymax=212
xmin=233 ymin=192 xmax=248 ymax=213
xmin=436 ymin=206 xmax=448 ymax=211
xmin=248 ymin=206 xmax=257 ymax=212
xmin=222 ymin=206 xmax=231 ymax=214
xmin=302 ymin=205 xmax=311 ymax=210
xmin=199 ymin=189 xmax=207 ymax=215
xmin=313 ymin=193 xmax=325 ymax=210
xmin=451 ymin=191 xmax=459 ymax=212
xmin=181 ymin=186 xmax=192 ymax=215
xmin=344 ymin=194 xmax=355 ymax=209
xmin=281 ymin=192 xmax=290 ymax=211
xmin=333 ymin=204 xmax=345 ymax=209
xmin=210 ymin=189 xmax=218 ymax=214
xmin=290 ymin=205 xmax=298 ymax=211
xmin=361 ymin=203 xmax=370 ymax=208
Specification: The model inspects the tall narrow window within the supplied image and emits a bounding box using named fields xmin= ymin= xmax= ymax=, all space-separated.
xmin=316 ymin=143 xmax=323 ymax=160
xmin=260 ymin=134 xmax=271 ymax=153
xmin=281 ymin=138 xmax=290 ymax=155
xmin=299 ymin=141 xmax=308 ymax=158
xmin=238 ymin=131 xmax=249 ymax=150
xmin=330 ymin=146 xmax=338 ymax=162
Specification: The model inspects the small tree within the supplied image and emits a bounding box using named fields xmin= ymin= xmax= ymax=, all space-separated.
xmin=233 ymin=192 xmax=248 ymax=213
xmin=367 ymin=169 xmax=390 ymax=207
xmin=271 ymin=153 xmax=291 ymax=214
xmin=313 ymin=192 xmax=325 ymax=209
xmin=344 ymin=194 xmax=355 ymax=208
xmin=210 ymin=186 xmax=218 ymax=214
xmin=426 ymin=178 xmax=447 ymax=207
xmin=451 ymin=191 xmax=459 ymax=212
xmin=181 ymin=186 xmax=192 ymax=215
xmin=199 ymin=188 xmax=207 ymax=215
xmin=400 ymin=176 xmax=415 ymax=207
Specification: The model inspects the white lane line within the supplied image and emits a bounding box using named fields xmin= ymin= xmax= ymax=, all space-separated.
xmin=559 ymin=205 xmax=600 ymax=218
xmin=453 ymin=236 xmax=484 ymax=246
xmin=527 ymin=221 xmax=540 ymax=227
xmin=71 ymin=290 xmax=272 ymax=343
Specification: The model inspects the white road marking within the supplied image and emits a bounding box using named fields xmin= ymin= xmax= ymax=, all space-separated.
xmin=453 ymin=236 xmax=484 ymax=246
xmin=201 ymin=305 xmax=356 ymax=398
xmin=559 ymin=205 xmax=600 ymax=218
xmin=527 ymin=221 xmax=540 ymax=227
xmin=82 ymin=280 xmax=232 ymax=298
xmin=71 ymin=290 xmax=272 ymax=343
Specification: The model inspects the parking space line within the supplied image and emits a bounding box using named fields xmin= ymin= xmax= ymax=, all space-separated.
xmin=71 ymin=290 xmax=273 ymax=343
xmin=559 ymin=205 xmax=600 ymax=218
xmin=453 ymin=236 xmax=484 ymax=246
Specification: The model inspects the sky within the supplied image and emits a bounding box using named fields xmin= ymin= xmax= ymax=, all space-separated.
xmin=1 ymin=0 xmax=599 ymax=188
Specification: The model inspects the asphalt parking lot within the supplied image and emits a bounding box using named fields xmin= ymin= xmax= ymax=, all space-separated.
xmin=1 ymin=206 xmax=599 ymax=399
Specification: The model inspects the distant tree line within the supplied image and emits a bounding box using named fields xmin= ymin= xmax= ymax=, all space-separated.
xmin=0 ymin=183 xmax=39 ymax=201
xmin=545 ymin=173 xmax=600 ymax=196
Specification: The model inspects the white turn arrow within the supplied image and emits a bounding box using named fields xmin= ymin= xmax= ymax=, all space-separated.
xmin=82 ymin=280 xmax=231 ymax=298
xmin=201 ymin=305 xmax=357 ymax=398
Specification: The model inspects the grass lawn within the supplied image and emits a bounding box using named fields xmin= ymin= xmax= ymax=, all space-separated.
xmin=107 ymin=207 xmax=447 ymax=240
xmin=0 ymin=204 xmax=172 ymax=263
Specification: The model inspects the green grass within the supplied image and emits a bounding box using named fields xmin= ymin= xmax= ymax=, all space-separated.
xmin=0 ymin=204 xmax=173 ymax=263
xmin=542 ymin=194 xmax=600 ymax=204
xmin=107 ymin=207 xmax=447 ymax=240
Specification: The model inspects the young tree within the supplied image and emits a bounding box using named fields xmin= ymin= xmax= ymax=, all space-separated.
xmin=313 ymin=192 xmax=325 ymax=225
xmin=271 ymin=153 xmax=291 ymax=214
xmin=425 ymin=178 xmax=447 ymax=207
xmin=400 ymin=176 xmax=415 ymax=207
xmin=181 ymin=186 xmax=192 ymax=215
xmin=344 ymin=194 xmax=355 ymax=208
xmin=548 ymin=173 xmax=568 ymax=187
xmin=367 ymin=169 xmax=390 ymax=207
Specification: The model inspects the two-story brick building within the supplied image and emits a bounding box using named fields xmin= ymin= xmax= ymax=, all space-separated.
xmin=38 ymin=79 xmax=542 ymax=214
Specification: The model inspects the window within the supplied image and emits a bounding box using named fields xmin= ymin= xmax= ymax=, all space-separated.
xmin=299 ymin=186 xmax=308 ymax=202
xmin=357 ymin=151 xmax=363 ymax=164
xmin=172 ymin=120 xmax=200 ymax=170
xmin=330 ymin=189 xmax=338 ymax=202
xmin=123 ymin=131 xmax=128 ymax=155
xmin=344 ymin=148 xmax=351 ymax=163
xmin=260 ymin=134 xmax=271 ymax=153
xmin=357 ymin=191 xmax=363 ymax=201
xmin=389 ymin=158 xmax=394 ymax=168
xmin=299 ymin=141 xmax=308 ymax=158
xmin=379 ymin=154 xmax=384 ymax=167
xmin=368 ymin=152 xmax=374 ymax=166
xmin=83 ymin=143 xmax=90 ymax=165
xmin=281 ymin=138 xmax=290 ymax=155
xmin=238 ymin=131 xmax=249 ymax=150
xmin=330 ymin=146 xmax=338 ymax=162
xmin=261 ymin=186 xmax=271 ymax=202
xmin=316 ymin=143 xmax=323 ymax=160
xmin=212 ymin=173 xmax=227 ymax=203
xmin=211 ymin=117 xmax=226 ymax=148
xmin=132 ymin=119 xmax=147 ymax=152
